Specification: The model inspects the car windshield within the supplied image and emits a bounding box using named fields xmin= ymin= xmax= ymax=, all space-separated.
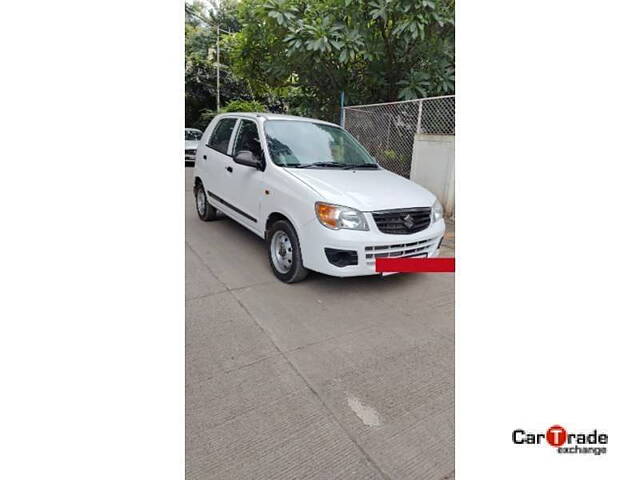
xmin=185 ymin=130 xmax=202 ymax=141
xmin=264 ymin=120 xmax=378 ymax=168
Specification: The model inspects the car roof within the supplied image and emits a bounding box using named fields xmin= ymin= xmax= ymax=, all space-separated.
xmin=217 ymin=112 xmax=339 ymax=127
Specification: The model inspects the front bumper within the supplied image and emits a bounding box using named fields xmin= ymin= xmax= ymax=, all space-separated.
xmin=299 ymin=214 xmax=446 ymax=277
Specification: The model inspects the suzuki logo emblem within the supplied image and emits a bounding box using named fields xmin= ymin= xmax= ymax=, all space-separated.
xmin=403 ymin=214 xmax=415 ymax=229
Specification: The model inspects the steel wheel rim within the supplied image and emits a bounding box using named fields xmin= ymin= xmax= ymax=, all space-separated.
xmin=270 ymin=231 xmax=293 ymax=274
xmin=196 ymin=189 xmax=205 ymax=216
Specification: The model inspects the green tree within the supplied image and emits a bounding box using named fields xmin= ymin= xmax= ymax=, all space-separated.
xmin=185 ymin=0 xmax=253 ymax=129
xmin=229 ymin=0 xmax=454 ymax=121
xmin=199 ymin=99 xmax=267 ymax=126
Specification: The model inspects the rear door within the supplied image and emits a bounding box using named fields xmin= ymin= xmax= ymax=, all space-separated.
xmin=201 ymin=117 xmax=237 ymax=201
xmin=225 ymin=118 xmax=265 ymax=228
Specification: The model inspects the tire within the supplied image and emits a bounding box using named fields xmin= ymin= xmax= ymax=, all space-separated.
xmin=266 ymin=219 xmax=309 ymax=283
xmin=195 ymin=182 xmax=217 ymax=221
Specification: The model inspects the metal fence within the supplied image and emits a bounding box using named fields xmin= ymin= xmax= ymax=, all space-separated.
xmin=343 ymin=95 xmax=455 ymax=178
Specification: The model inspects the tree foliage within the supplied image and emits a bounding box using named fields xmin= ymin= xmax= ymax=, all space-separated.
xmin=221 ymin=99 xmax=267 ymax=113
xmin=185 ymin=0 xmax=252 ymax=129
xmin=228 ymin=0 xmax=454 ymax=121
xmin=185 ymin=0 xmax=455 ymax=125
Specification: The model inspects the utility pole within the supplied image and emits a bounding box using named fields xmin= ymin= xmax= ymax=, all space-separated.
xmin=193 ymin=0 xmax=230 ymax=112
xmin=216 ymin=24 xmax=220 ymax=112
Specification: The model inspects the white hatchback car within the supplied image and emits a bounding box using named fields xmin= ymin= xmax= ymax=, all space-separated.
xmin=193 ymin=113 xmax=445 ymax=283
xmin=185 ymin=128 xmax=203 ymax=165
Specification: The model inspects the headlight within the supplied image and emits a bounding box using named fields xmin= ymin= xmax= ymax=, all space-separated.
xmin=315 ymin=202 xmax=369 ymax=231
xmin=431 ymin=199 xmax=444 ymax=223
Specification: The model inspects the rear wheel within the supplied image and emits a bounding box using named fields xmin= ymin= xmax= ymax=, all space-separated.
xmin=266 ymin=220 xmax=308 ymax=283
xmin=195 ymin=182 xmax=217 ymax=221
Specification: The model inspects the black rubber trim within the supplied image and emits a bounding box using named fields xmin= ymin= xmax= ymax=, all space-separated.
xmin=325 ymin=248 xmax=358 ymax=267
xmin=207 ymin=191 xmax=257 ymax=223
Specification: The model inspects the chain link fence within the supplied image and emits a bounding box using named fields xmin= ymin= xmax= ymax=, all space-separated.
xmin=343 ymin=95 xmax=455 ymax=178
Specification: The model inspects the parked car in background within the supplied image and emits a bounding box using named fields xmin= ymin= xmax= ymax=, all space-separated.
xmin=185 ymin=128 xmax=203 ymax=165
xmin=192 ymin=113 xmax=445 ymax=283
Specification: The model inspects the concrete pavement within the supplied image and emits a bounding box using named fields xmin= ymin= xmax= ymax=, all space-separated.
xmin=185 ymin=170 xmax=455 ymax=480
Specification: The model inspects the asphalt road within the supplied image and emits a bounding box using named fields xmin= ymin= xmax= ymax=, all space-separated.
xmin=185 ymin=169 xmax=455 ymax=480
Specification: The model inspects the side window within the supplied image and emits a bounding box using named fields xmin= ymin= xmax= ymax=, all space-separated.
xmin=233 ymin=120 xmax=263 ymax=158
xmin=207 ymin=118 xmax=237 ymax=154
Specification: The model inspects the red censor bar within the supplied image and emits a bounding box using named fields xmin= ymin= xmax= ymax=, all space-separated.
xmin=376 ymin=257 xmax=455 ymax=273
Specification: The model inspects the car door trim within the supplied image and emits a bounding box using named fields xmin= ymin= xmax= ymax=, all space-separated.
xmin=207 ymin=190 xmax=257 ymax=223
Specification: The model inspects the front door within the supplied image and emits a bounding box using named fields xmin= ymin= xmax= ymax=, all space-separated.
xmin=225 ymin=119 xmax=265 ymax=229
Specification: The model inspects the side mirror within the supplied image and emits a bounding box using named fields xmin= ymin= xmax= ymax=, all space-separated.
xmin=233 ymin=150 xmax=261 ymax=169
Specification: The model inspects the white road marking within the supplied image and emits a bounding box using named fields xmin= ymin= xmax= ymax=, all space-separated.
xmin=347 ymin=394 xmax=381 ymax=427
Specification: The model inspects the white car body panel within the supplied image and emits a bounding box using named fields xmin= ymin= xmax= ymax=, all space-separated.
xmin=284 ymin=168 xmax=436 ymax=212
xmin=193 ymin=113 xmax=445 ymax=278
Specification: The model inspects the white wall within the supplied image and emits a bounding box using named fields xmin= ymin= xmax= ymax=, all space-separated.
xmin=410 ymin=134 xmax=455 ymax=217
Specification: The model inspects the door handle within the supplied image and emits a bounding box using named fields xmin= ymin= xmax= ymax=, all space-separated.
xmin=226 ymin=166 xmax=233 ymax=173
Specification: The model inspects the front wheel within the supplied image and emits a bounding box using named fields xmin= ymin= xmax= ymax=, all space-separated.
xmin=266 ymin=220 xmax=309 ymax=283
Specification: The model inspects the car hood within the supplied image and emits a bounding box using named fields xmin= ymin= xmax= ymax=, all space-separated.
xmin=284 ymin=167 xmax=436 ymax=211
xmin=185 ymin=140 xmax=200 ymax=150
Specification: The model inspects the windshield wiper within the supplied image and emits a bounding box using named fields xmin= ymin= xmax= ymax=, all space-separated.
xmin=286 ymin=161 xmax=380 ymax=169
xmin=342 ymin=163 xmax=379 ymax=169
xmin=295 ymin=161 xmax=345 ymax=169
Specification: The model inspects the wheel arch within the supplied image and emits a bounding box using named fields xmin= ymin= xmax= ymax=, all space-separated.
xmin=264 ymin=211 xmax=294 ymax=237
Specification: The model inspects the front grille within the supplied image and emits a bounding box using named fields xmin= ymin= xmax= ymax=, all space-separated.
xmin=185 ymin=149 xmax=196 ymax=155
xmin=372 ymin=207 xmax=431 ymax=234
xmin=364 ymin=237 xmax=439 ymax=267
